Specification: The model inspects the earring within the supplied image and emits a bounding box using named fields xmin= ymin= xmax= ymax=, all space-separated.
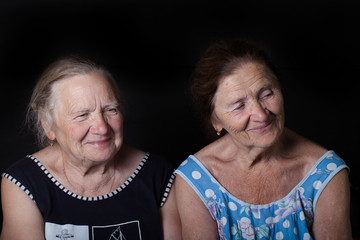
xmin=216 ymin=130 xmax=221 ymax=136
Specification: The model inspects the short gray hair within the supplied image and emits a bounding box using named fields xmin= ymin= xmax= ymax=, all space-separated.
xmin=26 ymin=54 xmax=123 ymax=148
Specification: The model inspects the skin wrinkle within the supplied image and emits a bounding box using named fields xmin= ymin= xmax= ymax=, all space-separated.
xmin=203 ymin=61 xmax=289 ymax=202
xmin=211 ymin=63 xmax=284 ymax=166
xmin=1 ymin=57 xmax=183 ymax=240
xmin=48 ymin=72 xmax=123 ymax=179
xmin=48 ymin=73 xmax=125 ymax=196
xmin=176 ymin=41 xmax=352 ymax=239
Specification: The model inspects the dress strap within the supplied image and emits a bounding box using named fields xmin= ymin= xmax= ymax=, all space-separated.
xmin=299 ymin=151 xmax=349 ymax=212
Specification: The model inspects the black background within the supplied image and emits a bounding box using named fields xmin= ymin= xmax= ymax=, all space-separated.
xmin=0 ymin=0 xmax=359 ymax=236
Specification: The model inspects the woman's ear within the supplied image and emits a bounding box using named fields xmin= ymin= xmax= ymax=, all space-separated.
xmin=211 ymin=113 xmax=223 ymax=136
xmin=41 ymin=119 xmax=55 ymax=141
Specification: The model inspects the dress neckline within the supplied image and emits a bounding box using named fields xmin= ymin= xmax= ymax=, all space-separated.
xmin=27 ymin=153 xmax=150 ymax=201
xmin=188 ymin=150 xmax=334 ymax=208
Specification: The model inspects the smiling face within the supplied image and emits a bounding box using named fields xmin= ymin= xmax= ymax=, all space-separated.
xmin=46 ymin=71 xmax=123 ymax=163
xmin=211 ymin=62 xmax=285 ymax=149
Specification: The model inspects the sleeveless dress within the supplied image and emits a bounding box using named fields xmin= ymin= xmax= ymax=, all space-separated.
xmin=2 ymin=152 xmax=175 ymax=240
xmin=175 ymin=151 xmax=348 ymax=240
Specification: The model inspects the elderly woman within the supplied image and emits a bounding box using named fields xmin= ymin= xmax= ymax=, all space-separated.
xmin=1 ymin=55 xmax=181 ymax=240
xmin=175 ymin=39 xmax=352 ymax=240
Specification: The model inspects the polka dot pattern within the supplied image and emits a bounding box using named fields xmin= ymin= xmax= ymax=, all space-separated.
xmin=192 ymin=171 xmax=201 ymax=180
xmin=228 ymin=202 xmax=237 ymax=211
xmin=175 ymin=151 xmax=348 ymax=240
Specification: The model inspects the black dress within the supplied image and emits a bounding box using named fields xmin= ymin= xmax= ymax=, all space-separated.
xmin=2 ymin=152 xmax=175 ymax=240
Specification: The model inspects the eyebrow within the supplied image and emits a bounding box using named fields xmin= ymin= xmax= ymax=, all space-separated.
xmin=71 ymin=102 xmax=119 ymax=113
xmin=103 ymin=102 xmax=119 ymax=108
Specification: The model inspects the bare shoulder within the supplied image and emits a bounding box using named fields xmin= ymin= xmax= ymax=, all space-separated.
xmin=194 ymin=135 xmax=235 ymax=165
xmin=31 ymin=146 xmax=53 ymax=162
xmin=176 ymin=139 xmax=220 ymax=238
xmin=117 ymin=144 xmax=146 ymax=160
xmin=312 ymin=168 xmax=352 ymax=239
xmin=175 ymin=167 xmax=219 ymax=239
xmin=193 ymin=138 xmax=216 ymax=158
xmin=284 ymin=129 xmax=328 ymax=165
xmin=1 ymin=172 xmax=45 ymax=239
xmin=116 ymin=144 xmax=146 ymax=170
xmin=193 ymin=142 xmax=220 ymax=172
xmin=31 ymin=146 xmax=63 ymax=174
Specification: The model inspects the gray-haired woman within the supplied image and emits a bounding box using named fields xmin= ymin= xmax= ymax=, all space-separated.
xmin=1 ymin=55 xmax=181 ymax=240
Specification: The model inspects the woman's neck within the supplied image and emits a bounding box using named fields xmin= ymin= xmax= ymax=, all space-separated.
xmin=212 ymin=128 xmax=294 ymax=169
xmin=34 ymin=145 xmax=119 ymax=197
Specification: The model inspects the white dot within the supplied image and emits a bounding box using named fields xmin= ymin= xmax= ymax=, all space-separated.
xmin=283 ymin=220 xmax=290 ymax=228
xmin=205 ymin=189 xmax=215 ymax=198
xmin=327 ymin=163 xmax=337 ymax=171
xmin=265 ymin=217 xmax=274 ymax=225
xmin=294 ymin=227 xmax=298 ymax=235
xmin=192 ymin=171 xmax=201 ymax=180
xmin=231 ymin=226 xmax=237 ymax=235
xmin=211 ymin=177 xmax=217 ymax=183
xmin=276 ymin=232 xmax=284 ymax=239
xmin=300 ymin=211 xmax=305 ymax=221
xmin=313 ymin=180 xmax=322 ymax=190
xmin=240 ymin=217 xmax=251 ymax=224
xmin=180 ymin=159 xmax=188 ymax=166
xmin=228 ymin=202 xmax=237 ymax=211
xmin=298 ymin=187 xmax=305 ymax=195
xmin=303 ymin=233 xmax=311 ymax=240
xmin=219 ymin=186 xmax=226 ymax=193
xmin=221 ymin=217 xmax=227 ymax=226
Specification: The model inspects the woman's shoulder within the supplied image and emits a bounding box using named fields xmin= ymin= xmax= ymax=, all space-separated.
xmin=283 ymin=129 xmax=328 ymax=162
xmin=117 ymin=145 xmax=172 ymax=172
xmin=3 ymin=155 xmax=35 ymax=176
xmin=117 ymin=145 xmax=146 ymax=162
xmin=195 ymin=135 xmax=238 ymax=160
xmin=114 ymin=145 xmax=146 ymax=173
xmin=31 ymin=146 xmax=66 ymax=178
xmin=193 ymin=139 xmax=220 ymax=166
xmin=2 ymin=154 xmax=49 ymax=204
xmin=192 ymin=135 xmax=238 ymax=175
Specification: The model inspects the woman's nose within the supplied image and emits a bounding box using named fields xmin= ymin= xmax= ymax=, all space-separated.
xmin=250 ymin=100 xmax=267 ymax=121
xmin=90 ymin=113 xmax=109 ymax=135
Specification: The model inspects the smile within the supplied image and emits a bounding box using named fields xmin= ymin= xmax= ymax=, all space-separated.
xmin=86 ymin=138 xmax=111 ymax=147
xmin=248 ymin=121 xmax=272 ymax=132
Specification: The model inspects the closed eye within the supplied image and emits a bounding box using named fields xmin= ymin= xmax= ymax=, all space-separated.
xmin=234 ymin=103 xmax=245 ymax=111
xmin=259 ymin=89 xmax=273 ymax=99
xmin=104 ymin=107 xmax=119 ymax=115
xmin=74 ymin=112 xmax=89 ymax=120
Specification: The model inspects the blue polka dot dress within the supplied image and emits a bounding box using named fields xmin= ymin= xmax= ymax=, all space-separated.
xmin=175 ymin=151 xmax=348 ymax=240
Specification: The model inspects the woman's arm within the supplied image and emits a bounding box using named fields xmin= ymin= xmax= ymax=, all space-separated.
xmin=160 ymin=183 xmax=182 ymax=240
xmin=0 ymin=177 xmax=45 ymax=240
xmin=312 ymin=169 xmax=352 ymax=239
xmin=175 ymin=175 xmax=218 ymax=240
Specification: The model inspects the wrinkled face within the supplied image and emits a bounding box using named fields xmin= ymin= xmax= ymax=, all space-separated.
xmin=211 ymin=62 xmax=285 ymax=149
xmin=46 ymin=72 xmax=123 ymax=163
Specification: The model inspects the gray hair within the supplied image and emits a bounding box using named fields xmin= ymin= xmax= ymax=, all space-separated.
xmin=26 ymin=54 xmax=123 ymax=148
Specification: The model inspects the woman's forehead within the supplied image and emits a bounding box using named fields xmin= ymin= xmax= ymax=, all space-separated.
xmin=218 ymin=63 xmax=272 ymax=92
xmin=52 ymin=73 xmax=117 ymax=107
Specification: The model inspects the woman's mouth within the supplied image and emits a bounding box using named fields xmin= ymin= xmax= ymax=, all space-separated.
xmin=248 ymin=121 xmax=272 ymax=132
xmin=86 ymin=138 xmax=111 ymax=147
